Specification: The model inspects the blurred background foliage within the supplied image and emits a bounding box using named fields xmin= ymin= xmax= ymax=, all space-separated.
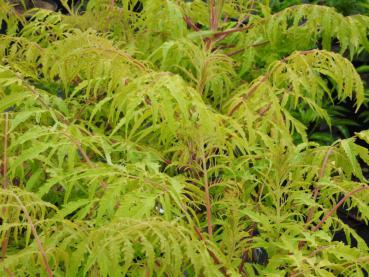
xmin=270 ymin=0 xmax=369 ymax=15
xmin=268 ymin=0 xmax=369 ymax=144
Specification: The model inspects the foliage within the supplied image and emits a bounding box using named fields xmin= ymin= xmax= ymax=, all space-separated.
xmin=1 ymin=0 xmax=369 ymax=276
xmin=270 ymin=0 xmax=369 ymax=15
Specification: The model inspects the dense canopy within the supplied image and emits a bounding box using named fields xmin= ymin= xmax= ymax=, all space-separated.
xmin=1 ymin=0 xmax=369 ymax=276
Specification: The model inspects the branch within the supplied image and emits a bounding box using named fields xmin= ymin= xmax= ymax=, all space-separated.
xmin=226 ymin=40 xmax=269 ymax=56
xmin=235 ymin=15 xmax=250 ymax=28
xmin=184 ymin=15 xmax=200 ymax=31
xmin=213 ymin=24 xmax=253 ymax=38
xmin=194 ymin=226 xmax=229 ymax=277
xmin=13 ymin=194 xmax=53 ymax=277
xmin=290 ymin=245 xmax=332 ymax=277
xmin=298 ymin=147 xmax=334 ymax=249
xmin=227 ymin=50 xmax=317 ymax=116
xmin=298 ymin=185 xmax=369 ymax=251
xmin=205 ymin=0 xmax=217 ymax=51
xmin=257 ymin=103 xmax=272 ymax=117
xmin=238 ymin=251 xmax=248 ymax=273
xmin=318 ymin=148 xmax=334 ymax=180
xmin=238 ymin=224 xmax=257 ymax=273
xmin=209 ymin=0 xmax=218 ymax=31
xmin=311 ymin=185 xmax=369 ymax=232
xmin=61 ymin=133 xmax=108 ymax=190
xmin=2 ymin=112 xmax=8 ymax=190
xmin=305 ymin=147 xmax=334 ymax=227
xmin=227 ymin=74 xmax=269 ymax=116
xmin=1 ymin=112 xmax=9 ymax=262
xmin=17 ymin=75 xmax=108 ymax=189
xmin=204 ymin=2 xmax=257 ymax=50
xmin=201 ymin=147 xmax=213 ymax=238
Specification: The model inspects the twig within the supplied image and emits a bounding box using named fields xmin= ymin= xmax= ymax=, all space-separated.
xmin=201 ymin=147 xmax=213 ymax=238
xmin=154 ymin=260 xmax=170 ymax=277
xmin=226 ymin=48 xmax=246 ymax=57
xmin=311 ymin=185 xmax=369 ymax=232
xmin=298 ymin=147 xmax=334 ymax=249
xmin=194 ymin=226 xmax=230 ymax=277
xmin=257 ymin=103 xmax=272 ymax=117
xmin=236 ymin=15 xmax=250 ymax=28
xmin=209 ymin=0 xmax=218 ymax=31
xmin=291 ymin=245 xmax=332 ymax=276
xmin=17 ymin=75 xmax=69 ymax=125
xmin=145 ymin=265 xmax=150 ymax=277
xmin=226 ymin=40 xmax=269 ymax=56
xmin=90 ymin=47 xmax=147 ymax=71
xmin=307 ymin=245 xmax=331 ymax=258
xmin=213 ymin=24 xmax=253 ymax=38
xmin=238 ymin=224 xmax=257 ymax=273
xmin=17 ymin=75 xmax=107 ymax=189
xmin=1 ymin=112 xmax=9 ymax=263
xmin=1 ymin=234 xmax=9 ymax=261
xmin=2 ymin=112 xmax=8 ymax=189
xmin=212 ymin=19 xmax=252 ymax=46
xmin=227 ymin=50 xmax=317 ymax=116
xmin=205 ymin=0 xmax=218 ymax=50
xmin=0 ymin=115 xmax=14 ymax=277
xmin=297 ymin=185 xmax=369 ymax=252
xmin=203 ymin=2 xmax=259 ymax=50
xmin=228 ymin=74 xmax=269 ymax=116
xmin=13 ymin=194 xmax=53 ymax=277
xmin=184 ymin=15 xmax=200 ymax=31
xmin=61 ymin=134 xmax=108 ymax=190
xmin=318 ymin=148 xmax=334 ymax=180
xmin=238 ymin=251 xmax=248 ymax=273
xmin=204 ymin=176 xmax=213 ymax=237
xmin=290 ymin=270 xmax=302 ymax=277
xmin=304 ymin=148 xmax=334 ymax=227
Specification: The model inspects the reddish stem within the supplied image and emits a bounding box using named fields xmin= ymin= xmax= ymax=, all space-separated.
xmin=298 ymin=148 xmax=335 ymax=249
xmin=228 ymin=50 xmax=317 ymax=116
xmin=20 ymin=77 xmax=108 ymax=190
xmin=194 ymin=226 xmax=229 ymax=277
xmin=304 ymin=148 xmax=334 ymax=228
xmin=201 ymin=150 xmax=213 ymax=238
xmin=13 ymin=194 xmax=53 ymax=276
xmin=184 ymin=15 xmax=200 ymax=31
xmin=213 ymin=24 xmax=253 ymax=38
xmin=2 ymin=113 xmax=9 ymax=263
xmin=228 ymin=74 xmax=269 ymax=116
xmin=312 ymin=186 xmax=369 ymax=232
xmin=209 ymin=0 xmax=218 ymax=31
xmin=238 ymin=224 xmax=256 ymax=273
xmin=226 ymin=40 xmax=269 ymax=56
xmin=204 ymin=181 xmax=213 ymax=237
xmin=3 ymin=112 xmax=8 ymax=190
xmin=298 ymin=185 xmax=369 ymax=251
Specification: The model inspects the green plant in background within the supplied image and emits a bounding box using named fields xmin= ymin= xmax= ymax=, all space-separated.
xmin=1 ymin=0 xmax=369 ymax=276
xmin=320 ymin=0 xmax=369 ymax=16
xmin=270 ymin=0 xmax=369 ymax=15
xmin=268 ymin=0 xmax=369 ymax=144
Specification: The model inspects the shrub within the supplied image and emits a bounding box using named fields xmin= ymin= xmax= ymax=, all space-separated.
xmin=1 ymin=1 xmax=369 ymax=276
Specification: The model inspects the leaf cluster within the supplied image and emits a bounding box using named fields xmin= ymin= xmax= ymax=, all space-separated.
xmin=1 ymin=1 xmax=369 ymax=276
